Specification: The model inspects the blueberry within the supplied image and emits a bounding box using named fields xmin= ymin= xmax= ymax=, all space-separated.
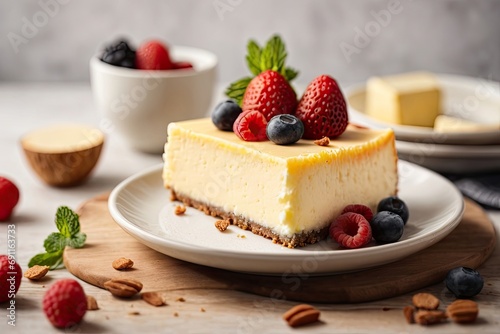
xmin=377 ymin=196 xmax=409 ymax=224
xmin=370 ymin=211 xmax=404 ymax=244
xmin=445 ymin=267 xmax=484 ymax=298
xmin=101 ymin=39 xmax=136 ymax=69
xmin=266 ymin=114 xmax=304 ymax=145
xmin=211 ymin=100 xmax=242 ymax=131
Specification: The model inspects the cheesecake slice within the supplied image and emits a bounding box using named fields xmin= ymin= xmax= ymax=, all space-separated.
xmin=163 ymin=118 xmax=398 ymax=248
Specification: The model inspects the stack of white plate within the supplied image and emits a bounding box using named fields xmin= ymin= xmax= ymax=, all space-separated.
xmin=346 ymin=74 xmax=500 ymax=174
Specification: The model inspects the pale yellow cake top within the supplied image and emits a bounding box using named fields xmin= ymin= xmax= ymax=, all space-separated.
xmin=168 ymin=118 xmax=395 ymax=159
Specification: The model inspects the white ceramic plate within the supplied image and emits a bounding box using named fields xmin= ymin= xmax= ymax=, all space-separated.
xmin=396 ymin=140 xmax=500 ymax=174
xmin=346 ymin=74 xmax=500 ymax=145
xmin=108 ymin=162 xmax=464 ymax=275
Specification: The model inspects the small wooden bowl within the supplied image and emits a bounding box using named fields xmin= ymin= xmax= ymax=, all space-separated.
xmin=21 ymin=124 xmax=104 ymax=187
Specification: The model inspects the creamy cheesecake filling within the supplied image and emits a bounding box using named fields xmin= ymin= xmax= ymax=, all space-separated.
xmin=163 ymin=118 xmax=398 ymax=240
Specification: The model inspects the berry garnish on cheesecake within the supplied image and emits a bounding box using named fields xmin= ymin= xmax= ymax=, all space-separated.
xmin=164 ymin=34 xmax=400 ymax=248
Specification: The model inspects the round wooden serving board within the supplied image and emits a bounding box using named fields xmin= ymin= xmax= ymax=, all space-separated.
xmin=64 ymin=194 xmax=496 ymax=303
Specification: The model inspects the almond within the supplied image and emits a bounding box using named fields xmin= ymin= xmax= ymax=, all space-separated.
xmin=447 ymin=299 xmax=479 ymax=324
xmin=104 ymin=278 xmax=143 ymax=298
xmin=112 ymin=257 xmax=134 ymax=270
xmin=403 ymin=305 xmax=415 ymax=324
xmin=86 ymin=295 xmax=99 ymax=310
xmin=142 ymin=292 xmax=165 ymax=307
xmin=412 ymin=292 xmax=440 ymax=310
xmin=23 ymin=265 xmax=49 ymax=280
xmin=282 ymin=304 xmax=320 ymax=327
xmin=414 ymin=310 xmax=448 ymax=325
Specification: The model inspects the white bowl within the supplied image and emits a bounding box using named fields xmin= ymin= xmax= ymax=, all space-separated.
xmin=90 ymin=46 xmax=217 ymax=153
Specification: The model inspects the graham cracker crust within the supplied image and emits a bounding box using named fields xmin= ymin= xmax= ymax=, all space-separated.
xmin=171 ymin=190 xmax=329 ymax=248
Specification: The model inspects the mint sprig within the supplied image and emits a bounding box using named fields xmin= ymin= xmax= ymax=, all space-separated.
xmin=225 ymin=34 xmax=298 ymax=105
xmin=28 ymin=206 xmax=86 ymax=270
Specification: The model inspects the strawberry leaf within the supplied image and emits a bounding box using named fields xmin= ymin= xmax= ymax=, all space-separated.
xmin=246 ymin=40 xmax=262 ymax=77
xmin=225 ymin=77 xmax=252 ymax=105
xmin=284 ymin=67 xmax=299 ymax=82
xmin=225 ymin=34 xmax=298 ymax=102
xmin=260 ymin=35 xmax=287 ymax=74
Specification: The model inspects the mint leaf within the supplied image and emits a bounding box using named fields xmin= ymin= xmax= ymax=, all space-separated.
xmin=55 ymin=206 xmax=80 ymax=237
xmin=246 ymin=40 xmax=262 ymax=76
xmin=43 ymin=232 xmax=67 ymax=253
xmin=284 ymin=67 xmax=299 ymax=82
xmin=225 ymin=77 xmax=253 ymax=105
xmin=29 ymin=206 xmax=85 ymax=271
xmin=28 ymin=250 xmax=64 ymax=269
xmin=68 ymin=232 xmax=87 ymax=249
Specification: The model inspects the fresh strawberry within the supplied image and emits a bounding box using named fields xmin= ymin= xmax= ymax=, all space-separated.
xmin=0 ymin=255 xmax=22 ymax=303
xmin=295 ymin=75 xmax=348 ymax=139
xmin=341 ymin=204 xmax=374 ymax=222
xmin=330 ymin=212 xmax=372 ymax=249
xmin=233 ymin=110 xmax=268 ymax=141
xmin=43 ymin=279 xmax=87 ymax=328
xmin=0 ymin=177 xmax=20 ymax=221
xmin=241 ymin=70 xmax=297 ymax=121
xmin=135 ymin=40 xmax=173 ymax=70
xmin=173 ymin=61 xmax=194 ymax=70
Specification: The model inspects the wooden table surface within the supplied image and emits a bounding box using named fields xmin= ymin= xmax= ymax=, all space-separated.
xmin=1 ymin=84 xmax=499 ymax=333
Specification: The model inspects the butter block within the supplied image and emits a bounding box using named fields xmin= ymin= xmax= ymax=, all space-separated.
xmin=366 ymin=72 xmax=441 ymax=127
xmin=434 ymin=115 xmax=500 ymax=132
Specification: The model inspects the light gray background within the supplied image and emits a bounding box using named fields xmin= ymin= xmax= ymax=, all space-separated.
xmin=1 ymin=0 xmax=499 ymax=86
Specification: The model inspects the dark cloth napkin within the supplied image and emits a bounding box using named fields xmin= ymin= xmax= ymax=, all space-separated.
xmin=445 ymin=173 xmax=500 ymax=210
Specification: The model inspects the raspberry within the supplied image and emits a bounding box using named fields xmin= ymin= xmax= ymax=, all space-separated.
xmin=329 ymin=212 xmax=372 ymax=249
xmin=341 ymin=204 xmax=373 ymax=222
xmin=0 ymin=255 xmax=22 ymax=303
xmin=135 ymin=40 xmax=173 ymax=70
xmin=233 ymin=110 xmax=268 ymax=141
xmin=43 ymin=279 xmax=87 ymax=328
xmin=173 ymin=61 xmax=194 ymax=69
xmin=0 ymin=176 xmax=20 ymax=221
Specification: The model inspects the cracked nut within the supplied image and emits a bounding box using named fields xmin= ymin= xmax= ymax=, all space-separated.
xmin=412 ymin=292 xmax=440 ymax=310
xmin=282 ymin=304 xmax=321 ymax=328
xmin=104 ymin=278 xmax=143 ymax=298
xmin=86 ymin=295 xmax=99 ymax=310
xmin=112 ymin=257 xmax=134 ymax=270
xmin=447 ymin=299 xmax=479 ymax=324
xmin=142 ymin=292 xmax=165 ymax=307
xmin=403 ymin=305 xmax=415 ymax=324
xmin=23 ymin=265 xmax=49 ymax=280
xmin=414 ymin=310 xmax=448 ymax=325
